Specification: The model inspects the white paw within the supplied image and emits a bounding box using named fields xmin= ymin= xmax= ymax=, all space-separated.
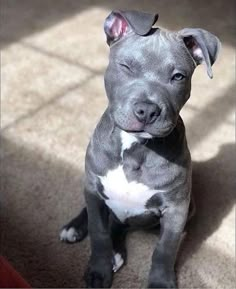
xmin=112 ymin=253 xmax=124 ymax=272
xmin=60 ymin=227 xmax=78 ymax=243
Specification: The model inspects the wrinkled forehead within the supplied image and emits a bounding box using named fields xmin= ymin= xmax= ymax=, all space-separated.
xmin=110 ymin=29 xmax=195 ymax=69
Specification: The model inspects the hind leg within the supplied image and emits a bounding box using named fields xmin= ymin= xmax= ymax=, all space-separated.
xmin=110 ymin=216 xmax=128 ymax=272
xmin=60 ymin=207 xmax=88 ymax=243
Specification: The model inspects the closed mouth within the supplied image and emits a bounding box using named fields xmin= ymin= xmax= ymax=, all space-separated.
xmin=115 ymin=115 xmax=175 ymax=138
xmin=124 ymin=125 xmax=175 ymax=139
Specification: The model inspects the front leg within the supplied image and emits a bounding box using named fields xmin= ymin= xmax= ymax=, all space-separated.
xmin=84 ymin=190 xmax=113 ymax=288
xmin=148 ymin=200 xmax=189 ymax=288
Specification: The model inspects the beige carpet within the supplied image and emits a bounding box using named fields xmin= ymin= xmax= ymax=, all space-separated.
xmin=0 ymin=0 xmax=235 ymax=288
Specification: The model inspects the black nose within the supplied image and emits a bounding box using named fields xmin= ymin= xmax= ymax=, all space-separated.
xmin=133 ymin=102 xmax=161 ymax=124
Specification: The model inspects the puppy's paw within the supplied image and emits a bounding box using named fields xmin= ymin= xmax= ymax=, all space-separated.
xmin=112 ymin=252 xmax=124 ymax=272
xmin=59 ymin=226 xmax=86 ymax=243
xmin=148 ymin=270 xmax=177 ymax=288
xmin=84 ymin=262 xmax=113 ymax=288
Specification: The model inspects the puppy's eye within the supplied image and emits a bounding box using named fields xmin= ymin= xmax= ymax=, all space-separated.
xmin=119 ymin=63 xmax=131 ymax=71
xmin=172 ymin=73 xmax=185 ymax=81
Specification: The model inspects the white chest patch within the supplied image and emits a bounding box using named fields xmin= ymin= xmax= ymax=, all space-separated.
xmin=99 ymin=165 xmax=158 ymax=222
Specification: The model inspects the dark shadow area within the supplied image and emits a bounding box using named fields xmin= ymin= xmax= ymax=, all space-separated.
xmin=177 ymin=143 xmax=235 ymax=276
xmin=190 ymin=143 xmax=235 ymax=240
xmin=0 ymin=136 xmax=88 ymax=287
xmin=1 ymin=0 xmax=235 ymax=50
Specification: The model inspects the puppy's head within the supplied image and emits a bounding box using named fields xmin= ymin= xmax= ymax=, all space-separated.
xmin=104 ymin=10 xmax=221 ymax=137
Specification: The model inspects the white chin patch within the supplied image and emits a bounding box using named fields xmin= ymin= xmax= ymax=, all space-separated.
xmin=120 ymin=130 xmax=152 ymax=158
xmin=120 ymin=130 xmax=138 ymax=158
xmin=60 ymin=227 xmax=78 ymax=243
xmin=112 ymin=252 xmax=124 ymax=272
xmin=120 ymin=130 xmax=138 ymax=150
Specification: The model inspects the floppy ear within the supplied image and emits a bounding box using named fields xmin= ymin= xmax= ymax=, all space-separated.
xmin=104 ymin=10 xmax=158 ymax=46
xmin=179 ymin=28 xmax=221 ymax=78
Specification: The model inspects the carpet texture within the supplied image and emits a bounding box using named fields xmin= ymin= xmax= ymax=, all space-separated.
xmin=0 ymin=0 xmax=235 ymax=288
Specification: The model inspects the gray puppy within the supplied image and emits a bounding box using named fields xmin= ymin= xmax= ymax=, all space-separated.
xmin=60 ymin=10 xmax=220 ymax=288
